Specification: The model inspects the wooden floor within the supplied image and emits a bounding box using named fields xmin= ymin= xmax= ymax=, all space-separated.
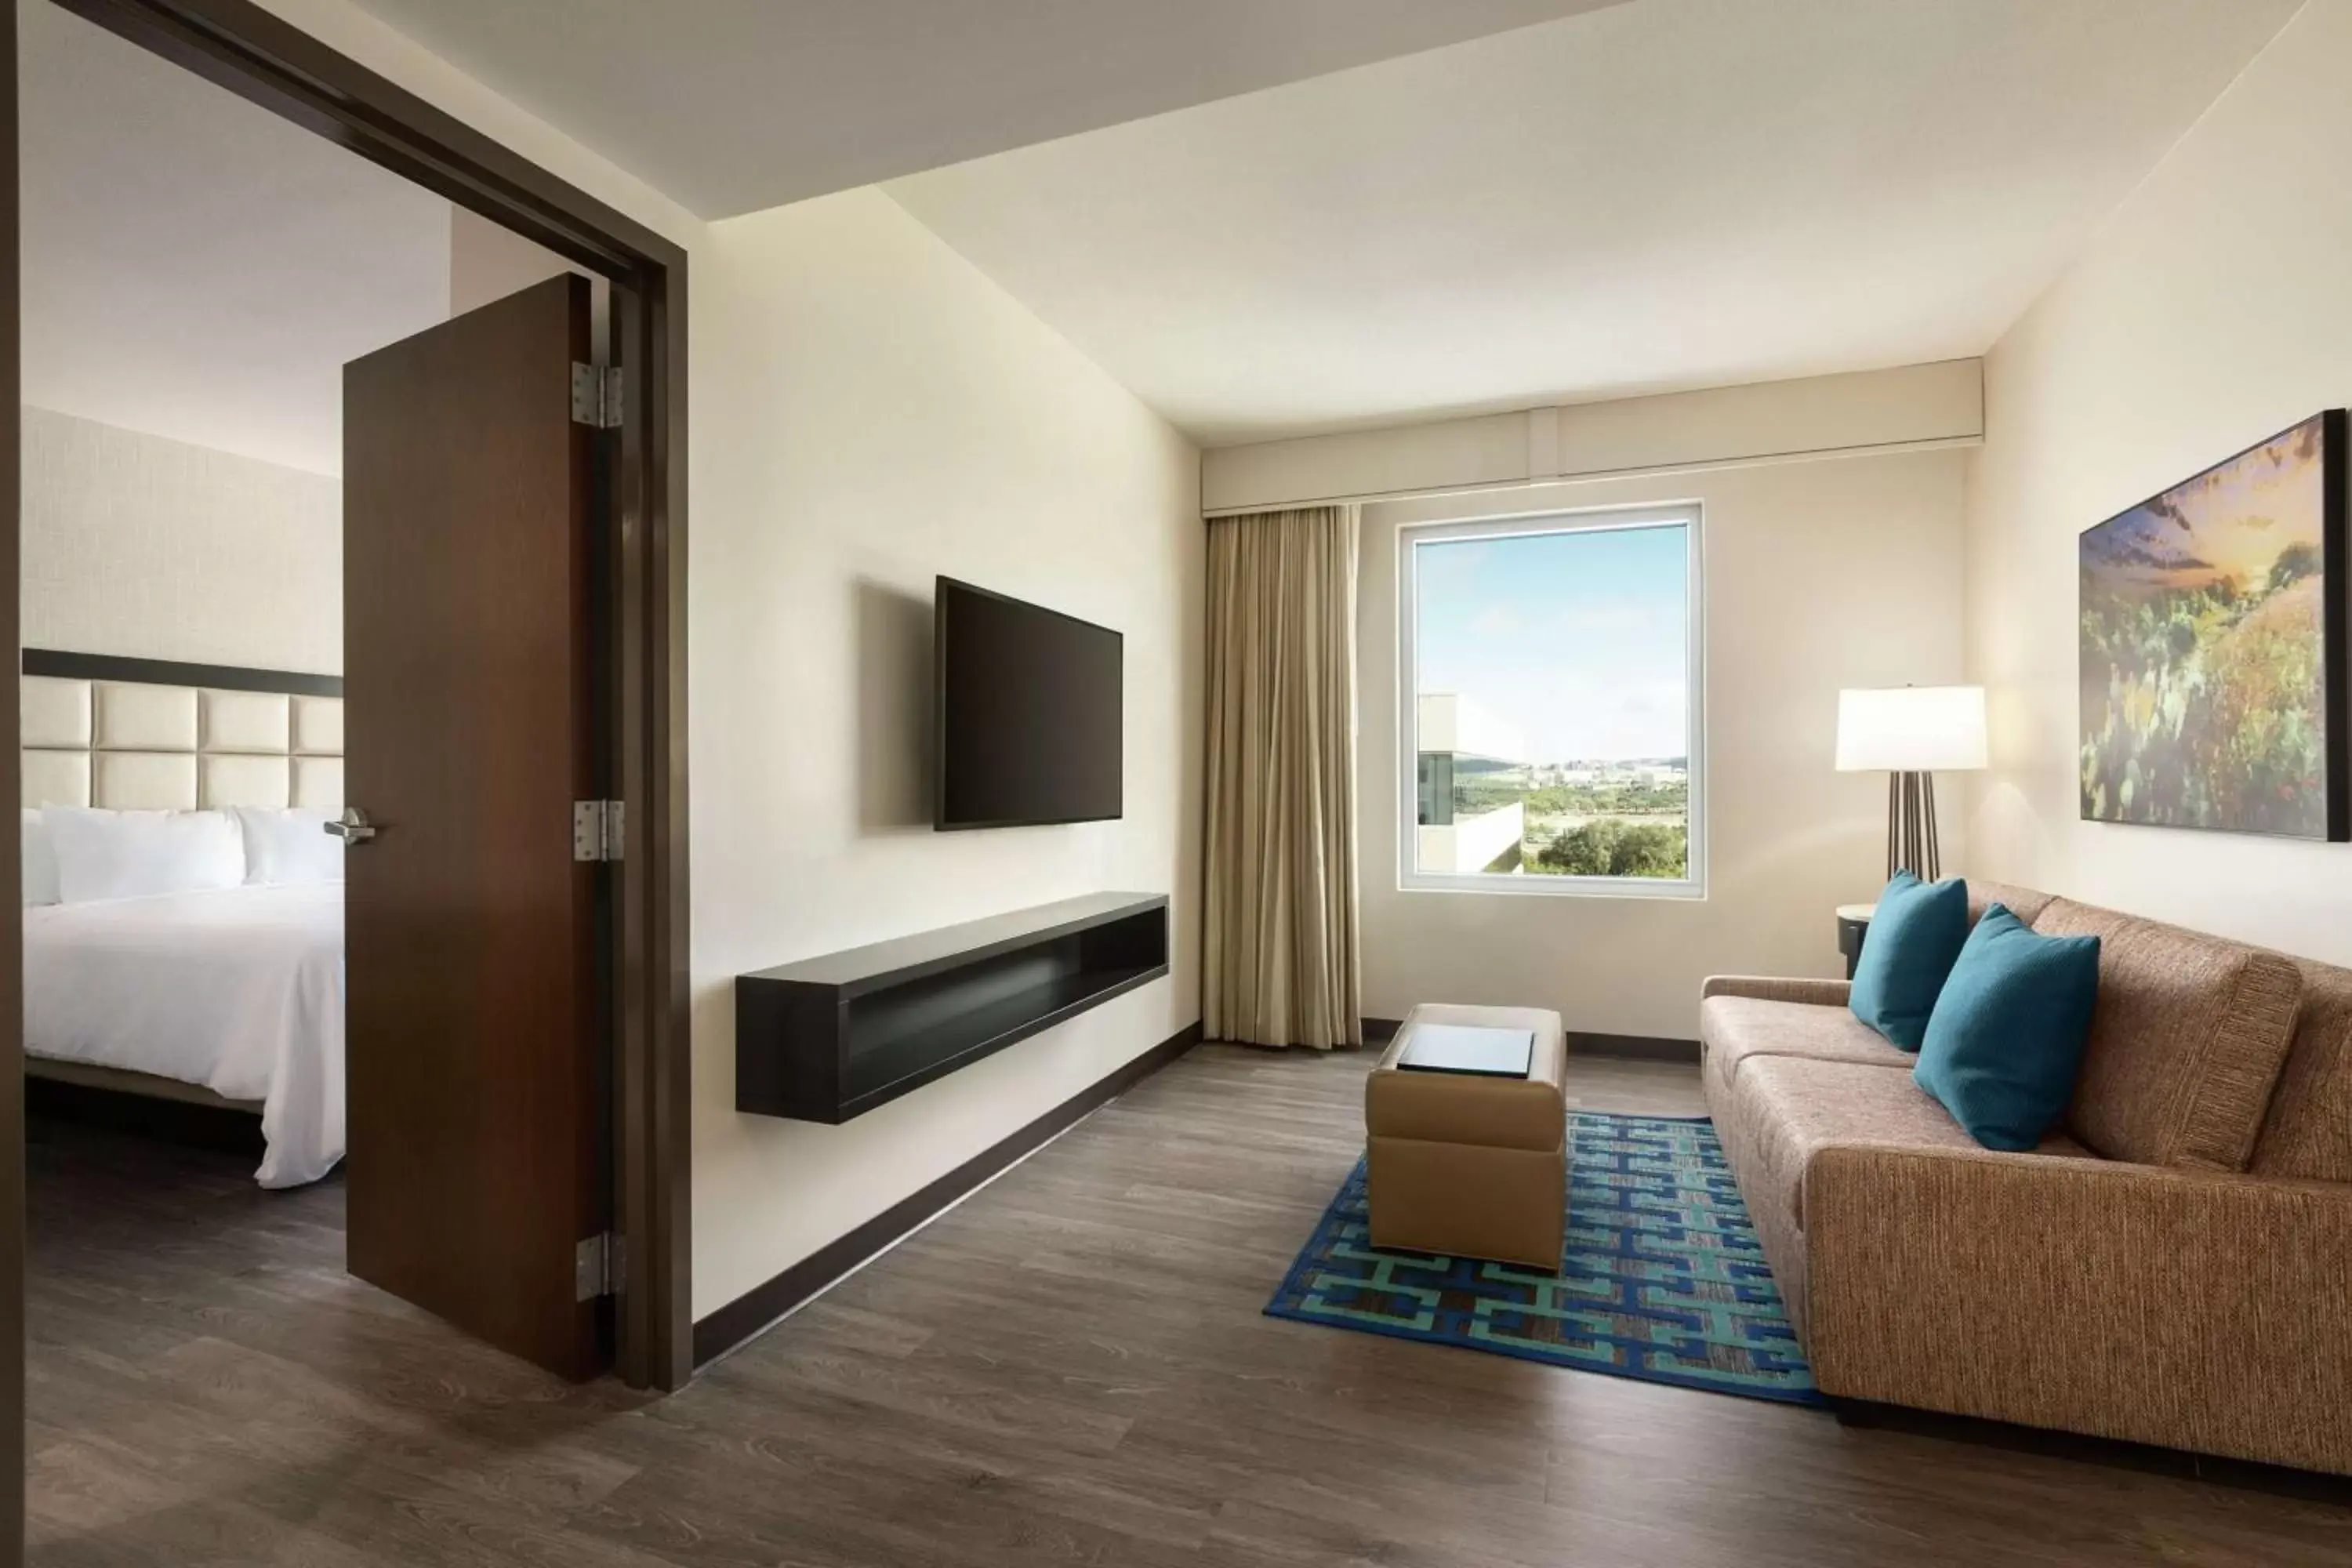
xmin=26 ymin=1045 xmax=2352 ymax=1566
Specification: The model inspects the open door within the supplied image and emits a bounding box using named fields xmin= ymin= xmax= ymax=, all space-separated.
xmin=341 ymin=273 xmax=608 ymax=1381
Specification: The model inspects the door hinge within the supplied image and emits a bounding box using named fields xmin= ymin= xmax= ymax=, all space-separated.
xmin=570 ymin=361 xmax=622 ymax=429
xmin=573 ymin=799 xmax=625 ymax=862
xmin=575 ymin=1231 xmax=624 ymax=1301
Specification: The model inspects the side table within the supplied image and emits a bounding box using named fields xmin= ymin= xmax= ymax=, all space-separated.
xmin=1836 ymin=903 xmax=1876 ymax=979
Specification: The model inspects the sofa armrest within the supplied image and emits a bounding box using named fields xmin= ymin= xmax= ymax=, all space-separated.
xmin=1700 ymin=975 xmax=1851 ymax=1007
xmin=1806 ymin=1142 xmax=2352 ymax=1472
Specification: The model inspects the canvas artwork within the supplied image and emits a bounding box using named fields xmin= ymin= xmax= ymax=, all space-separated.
xmin=2079 ymin=412 xmax=2347 ymax=840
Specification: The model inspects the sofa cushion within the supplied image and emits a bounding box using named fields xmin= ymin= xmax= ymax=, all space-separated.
xmin=1731 ymin=1054 xmax=2090 ymax=1231
xmin=1708 ymin=1085 xmax=1817 ymax=1342
xmin=2252 ymin=958 xmax=2352 ymax=1185
xmin=1848 ymin=872 xmax=1969 ymax=1050
xmin=1700 ymin=996 xmax=1913 ymax=1105
xmin=1913 ymin=905 xmax=2101 ymax=1152
xmin=2035 ymin=899 xmax=2302 ymax=1171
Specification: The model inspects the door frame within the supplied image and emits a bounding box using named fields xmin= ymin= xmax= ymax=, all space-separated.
xmin=3 ymin=0 xmax=695 ymax=1458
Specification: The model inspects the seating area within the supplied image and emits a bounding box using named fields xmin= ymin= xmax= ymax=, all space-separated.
xmin=1703 ymin=884 xmax=2352 ymax=1472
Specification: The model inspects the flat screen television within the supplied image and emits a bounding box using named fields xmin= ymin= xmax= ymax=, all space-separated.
xmin=935 ymin=576 xmax=1123 ymax=829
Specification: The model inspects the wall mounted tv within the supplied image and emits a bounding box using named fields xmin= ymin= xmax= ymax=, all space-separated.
xmin=935 ymin=576 xmax=1123 ymax=829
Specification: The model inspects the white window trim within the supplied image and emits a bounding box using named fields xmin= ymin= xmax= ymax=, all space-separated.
xmin=1396 ymin=501 xmax=1707 ymax=900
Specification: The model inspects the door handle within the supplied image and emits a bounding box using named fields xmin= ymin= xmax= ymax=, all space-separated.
xmin=325 ymin=807 xmax=379 ymax=844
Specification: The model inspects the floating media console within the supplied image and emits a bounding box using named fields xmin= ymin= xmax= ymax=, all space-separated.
xmin=735 ymin=893 xmax=1171 ymax=1123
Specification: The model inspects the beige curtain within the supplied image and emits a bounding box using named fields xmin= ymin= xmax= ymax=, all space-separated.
xmin=1203 ymin=504 xmax=1362 ymax=1049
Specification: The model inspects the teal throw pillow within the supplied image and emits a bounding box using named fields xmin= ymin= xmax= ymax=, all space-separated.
xmin=1848 ymin=871 xmax=1969 ymax=1050
xmin=1913 ymin=903 xmax=2101 ymax=1152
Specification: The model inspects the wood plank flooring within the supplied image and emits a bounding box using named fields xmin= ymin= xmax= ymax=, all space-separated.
xmin=26 ymin=1045 xmax=2352 ymax=1566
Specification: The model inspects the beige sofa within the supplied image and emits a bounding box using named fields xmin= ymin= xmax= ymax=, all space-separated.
xmin=1702 ymin=881 xmax=2352 ymax=1475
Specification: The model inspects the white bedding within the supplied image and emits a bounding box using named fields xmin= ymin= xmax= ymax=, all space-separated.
xmin=24 ymin=883 xmax=345 ymax=1188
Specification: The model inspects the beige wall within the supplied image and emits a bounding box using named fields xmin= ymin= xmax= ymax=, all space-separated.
xmin=16 ymin=192 xmax=604 ymax=684
xmin=688 ymin=188 xmax=1203 ymax=1317
xmin=448 ymin=205 xmax=610 ymax=358
xmin=1962 ymin=0 xmax=2352 ymax=964
xmin=1363 ymin=448 xmax=1967 ymax=1040
xmin=20 ymin=406 xmax=341 ymax=673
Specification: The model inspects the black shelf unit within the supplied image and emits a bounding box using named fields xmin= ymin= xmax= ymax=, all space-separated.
xmin=735 ymin=892 xmax=1170 ymax=1123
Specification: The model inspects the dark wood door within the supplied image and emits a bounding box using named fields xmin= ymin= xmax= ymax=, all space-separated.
xmin=342 ymin=274 xmax=606 ymax=1381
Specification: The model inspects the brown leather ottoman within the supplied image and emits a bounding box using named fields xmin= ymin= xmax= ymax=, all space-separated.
xmin=1364 ymin=1004 xmax=1567 ymax=1269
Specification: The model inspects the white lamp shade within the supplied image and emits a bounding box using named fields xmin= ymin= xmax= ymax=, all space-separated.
xmin=1835 ymin=686 xmax=1987 ymax=772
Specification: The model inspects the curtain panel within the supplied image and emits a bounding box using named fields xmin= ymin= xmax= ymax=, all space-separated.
xmin=1203 ymin=504 xmax=1362 ymax=1050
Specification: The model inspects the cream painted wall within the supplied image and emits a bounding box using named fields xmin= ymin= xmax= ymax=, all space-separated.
xmin=18 ymin=191 xmax=601 ymax=683
xmin=1962 ymin=0 xmax=2352 ymax=963
xmin=688 ymin=188 xmax=1202 ymax=1318
xmin=21 ymin=405 xmax=341 ymax=672
xmin=448 ymin=204 xmax=570 ymax=314
xmin=448 ymin=204 xmax=610 ymax=358
xmin=1363 ymin=448 xmax=1967 ymax=1040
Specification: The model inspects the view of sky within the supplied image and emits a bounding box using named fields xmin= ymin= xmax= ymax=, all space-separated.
xmin=2082 ymin=415 xmax=2325 ymax=593
xmin=1414 ymin=521 xmax=1690 ymax=762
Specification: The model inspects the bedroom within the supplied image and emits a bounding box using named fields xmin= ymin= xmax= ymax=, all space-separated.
xmin=17 ymin=0 xmax=624 ymax=1386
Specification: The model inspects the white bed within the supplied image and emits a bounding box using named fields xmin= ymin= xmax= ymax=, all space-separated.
xmin=24 ymin=884 xmax=347 ymax=1187
xmin=20 ymin=659 xmax=349 ymax=1189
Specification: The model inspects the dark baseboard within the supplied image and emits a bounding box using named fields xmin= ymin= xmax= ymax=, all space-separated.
xmin=1359 ymin=1018 xmax=1697 ymax=1064
xmin=1566 ymin=1030 xmax=1700 ymax=1064
xmin=1830 ymin=1399 xmax=2352 ymax=1502
xmin=691 ymin=1019 xmax=1203 ymax=1370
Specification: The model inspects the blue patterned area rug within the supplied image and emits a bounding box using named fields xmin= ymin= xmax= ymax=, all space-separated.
xmin=1265 ymin=1112 xmax=1824 ymax=1406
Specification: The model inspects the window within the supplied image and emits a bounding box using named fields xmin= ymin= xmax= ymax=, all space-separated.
xmin=1398 ymin=505 xmax=1703 ymax=897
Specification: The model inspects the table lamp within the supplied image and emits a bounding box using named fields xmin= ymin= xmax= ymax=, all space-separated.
xmin=1835 ymin=685 xmax=1987 ymax=883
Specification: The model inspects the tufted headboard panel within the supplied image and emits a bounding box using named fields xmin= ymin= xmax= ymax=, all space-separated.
xmin=21 ymin=651 xmax=343 ymax=811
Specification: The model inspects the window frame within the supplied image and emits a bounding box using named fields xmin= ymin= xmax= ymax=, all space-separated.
xmin=1395 ymin=501 xmax=1707 ymax=900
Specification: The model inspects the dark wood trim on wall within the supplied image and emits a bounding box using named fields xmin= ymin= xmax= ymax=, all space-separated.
xmin=0 ymin=6 xmax=24 ymax=1553
xmin=21 ymin=648 xmax=343 ymax=697
xmin=49 ymin=0 xmax=675 ymax=278
xmin=693 ymin=1023 xmax=1203 ymax=1370
xmin=38 ymin=0 xmax=693 ymax=1392
xmin=1567 ymin=1030 xmax=1701 ymax=1064
xmin=2325 ymin=408 xmax=2350 ymax=841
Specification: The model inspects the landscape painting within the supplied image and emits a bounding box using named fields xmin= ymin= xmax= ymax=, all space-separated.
xmin=2079 ymin=412 xmax=2347 ymax=840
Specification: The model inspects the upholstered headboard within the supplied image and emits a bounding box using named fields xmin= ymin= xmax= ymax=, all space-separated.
xmin=20 ymin=651 xmax=343 ymax=811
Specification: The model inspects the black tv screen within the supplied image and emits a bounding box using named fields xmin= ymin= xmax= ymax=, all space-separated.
xmin=935 ymin=577 xmax=1123 ymax=829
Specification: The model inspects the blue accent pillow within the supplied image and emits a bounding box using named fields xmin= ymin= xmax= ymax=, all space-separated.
xmin=1913 ymin=903 xmax=2101 ymax=1152
xmin=1848 ymin=871 xmax=1969 ymax=1050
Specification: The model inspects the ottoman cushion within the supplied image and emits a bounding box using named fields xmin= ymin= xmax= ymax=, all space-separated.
xmin=1367 ymin=1004 xmax=1567 ymax=1150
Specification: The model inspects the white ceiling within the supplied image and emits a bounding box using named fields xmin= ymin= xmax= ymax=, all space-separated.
xmin=887 ymin=0 xmax=2303 ymax=447
xmin=20 ymin=0 xmax=452 ymax=475
xmin=343 ymin=0 xmax=1634 ymax=220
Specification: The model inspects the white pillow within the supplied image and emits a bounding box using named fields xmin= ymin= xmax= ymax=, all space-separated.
xmin=21 ymin=810 xmax=60 ymax=906
xmin=42 ymin=807 xmax=245 ymax=904
xmin=232 ymin=805 xmax=344 ymax=887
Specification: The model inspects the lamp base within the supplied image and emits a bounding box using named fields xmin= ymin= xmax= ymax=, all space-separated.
xmin=1887 ymin=771 xmax=1941 ymax=883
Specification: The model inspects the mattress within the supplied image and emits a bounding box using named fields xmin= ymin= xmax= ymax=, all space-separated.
xmin=24 ymin=882 xmax=345 ymax=1187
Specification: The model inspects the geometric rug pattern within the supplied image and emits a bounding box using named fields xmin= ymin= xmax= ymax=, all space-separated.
xmin=1265 ymin=1111 xmax=1826 ymax=1406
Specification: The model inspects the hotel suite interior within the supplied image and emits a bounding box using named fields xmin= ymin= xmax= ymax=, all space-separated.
xmin=5 ymin=0 xmax=2352 ymax=1563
